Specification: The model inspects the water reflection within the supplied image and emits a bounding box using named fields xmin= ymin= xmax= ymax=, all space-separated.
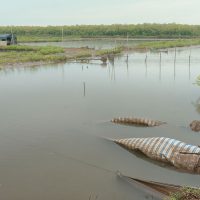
xmin=173 ymin=63 xmax=176 ymax=80
xmin=145 ymin=53 xmax=148 ymax=63
xmin=196 ymin=75 xmax=200 ymax=86
xmin=0 ymin=49 xmax=197 ymax=84
xmin=159 ymin=63 xmax=162 ymax=81
xmin=145 ymin=61 xmax=148 ymax=78
xmin=83 ymin=82 xmax=86 ymax=97
xmin=100 ymin=63 xmax=107 ymax=68
xmin=110 ymin=65 xmax=116 ymax=81
xmin=126 ymin=61 xmax=129 ymax=78
xmin=173 ymin=50 xmax=177 ymax=81
xmin=108 ymin=55 xmax=115 ymax=66
xmin=189 ymin=58 xmax=191 ymax=80
xmin=122 ymin=147 xmax=182 ymax=173
xmin=1 ymin=47 xmax=200 ymax=200
xmin=23 ymin=39 xmax=149 ymax=50
xmin=192 ymin=97 xmax=200 ymax=114
xmin=61 ymin=65 xmax=65 ymax=81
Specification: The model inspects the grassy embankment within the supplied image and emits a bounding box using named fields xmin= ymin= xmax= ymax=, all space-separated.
xmin=0 ymin=45 xmax=122 ymax=67
xmin=166 ymin=187 xmax=200 ymax=200
xmin=1 ymin=38 xmax=200 ymax=67
xmin=135 ymin=39 xmax=200 ymax=50
xmin=1 ymin=37 xmax=200 ymax=67
xmin=0 ymin=45 xmax=66 ymax=66
xmin=17 ymin=36 xmax=80 ymax=43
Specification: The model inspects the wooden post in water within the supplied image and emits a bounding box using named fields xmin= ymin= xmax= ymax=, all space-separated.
xmin=159 ymin=52 xmax=162 ymax=64
xmin=174 ymin=63 xmax=176 ymax=80
xmin=126 ymin=33 xmax=129 ymax=63
xmin=174 ymin=48 xmax=177 ymax=80
xmin=145 ymin=61 xmax=148 ymax=78
xmin=159 ymin=52 xmax=162 ymax=80
xmin=145 ymin=53 xmax=148 ymax=78
xmin=126 ymin=54 xmax=129 ymax=63
xmin=174 ymin=47 xmax=177 ymax=64
xmin=126 ymin=59 xmax=129 ymax=77
xmin=189 ymin=55 xmax=191 ymax=66
xmin=83 ymin=82 xmax=86 ymax=97
xmin=145 ymin=53 xmax=148 ymax=63
xmin=189 ymin=49 xmax=191 ymax=80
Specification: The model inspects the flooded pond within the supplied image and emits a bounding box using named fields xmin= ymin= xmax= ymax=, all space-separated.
xmin=23 ymin=38 xmax=172 ymax=49
xmin=0 ymin=45 xmax=200 ymax=200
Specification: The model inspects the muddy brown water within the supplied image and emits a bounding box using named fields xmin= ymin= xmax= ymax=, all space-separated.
xmin=0 ymin=45 xmax=200 ymax=200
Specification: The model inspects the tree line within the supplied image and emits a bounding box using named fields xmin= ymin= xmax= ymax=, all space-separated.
xmin=1 ymin=24 xmax=200 ymax=38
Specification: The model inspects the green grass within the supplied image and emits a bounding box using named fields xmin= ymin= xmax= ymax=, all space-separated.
xmin=136 ymin=39 xmax=200 ymax=50
xmin=75 ymin=53 xmax=92 ymax=59
xmin=3 ymin=24 xmax=200 ymax=42
xmin=0 ymin=45 xmax=122 ymax=66
xmin=18 ymin=36 xmax=62 ymax=43
xmin=95 ymin=47 xmax=122 ymax=56
xmin=0 ymin=45 xmax=64 ymax=54
xmin=72 ymin=47 xmax=122 ymax=59
xmin=0 ymin=45 xmax=66 ymax=65
xmin=196 ymin=75 xmax=200 ymax=86
xmin=0 ymin=51 xmax=67 ymax=65
xmin=17 ymin=36 xmax=83 ymax=43
xmin=166 ymin=187 xmax=200 ymax=200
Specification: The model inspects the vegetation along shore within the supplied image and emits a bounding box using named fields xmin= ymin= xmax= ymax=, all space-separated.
xmin=1 ymin=37 xmax=200 ymax=68
xmin=1 ymin=24 xmax=200 ymax=42
xmin=0 ymin=45 xmax=122 ymax=68
xmin=2 ymin=24 xmax=200 ymax=67
xmin=166 ymin=187 xmax=200 ymax=200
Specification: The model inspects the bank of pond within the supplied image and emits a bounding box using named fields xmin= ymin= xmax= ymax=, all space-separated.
xmin=1 ymin=38 xmax=200 ymax=68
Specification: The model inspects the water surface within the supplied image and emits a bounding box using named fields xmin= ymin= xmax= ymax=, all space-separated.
xmin=23 ymin=38 xmax=171 ymax=49
xmin=0 ymin=45 xmax=200 ymax=200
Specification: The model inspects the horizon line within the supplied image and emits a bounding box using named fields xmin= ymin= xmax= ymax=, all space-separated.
xmin=1 ymin=23 xmax=200 ymax=27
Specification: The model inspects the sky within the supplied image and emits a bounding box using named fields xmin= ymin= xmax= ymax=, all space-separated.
xmin=1 ymin=0 xmax=200 ymax=26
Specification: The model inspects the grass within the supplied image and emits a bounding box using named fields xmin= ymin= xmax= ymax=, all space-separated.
xmin=0 ymin=45 xmax=64 ymax=54
xmin=196 ymin=75 xmax=200 ymax=86
xmin=166 ymin=187 xmax=200 ymax=200
xmin=17 ymin=36 xmax=83 ymax=43
xmin=71 ymin=47 xmax=122 ymax=60
xmin=0 ymin=45 xmax=66 ymax=65
xmin=18 ymin=36 xmax=62 ymax=43
xmin=4 ymin=24 xmax=200 ymax=42
xmin=95 ymin=47 xmax=122 ymax=56
xmin=136 ymin=39 xmax=200 ymax=50
xmin=75 ymin=52 xmax=92 ymax=59
xmin=1 ymin=38 xmax=200 ymax=66
xmin=0 ymin=44 xmax=123 ymax=66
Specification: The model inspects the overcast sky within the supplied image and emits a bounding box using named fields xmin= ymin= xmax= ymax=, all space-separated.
xmin=1 ymin=0 xmax=200 ymax=25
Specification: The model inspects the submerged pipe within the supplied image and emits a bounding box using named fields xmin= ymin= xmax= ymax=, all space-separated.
xmin=114 ymin=137 xmax=200 ymax=174
xmin=111 ymin=117 xmax=166 ymax=127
